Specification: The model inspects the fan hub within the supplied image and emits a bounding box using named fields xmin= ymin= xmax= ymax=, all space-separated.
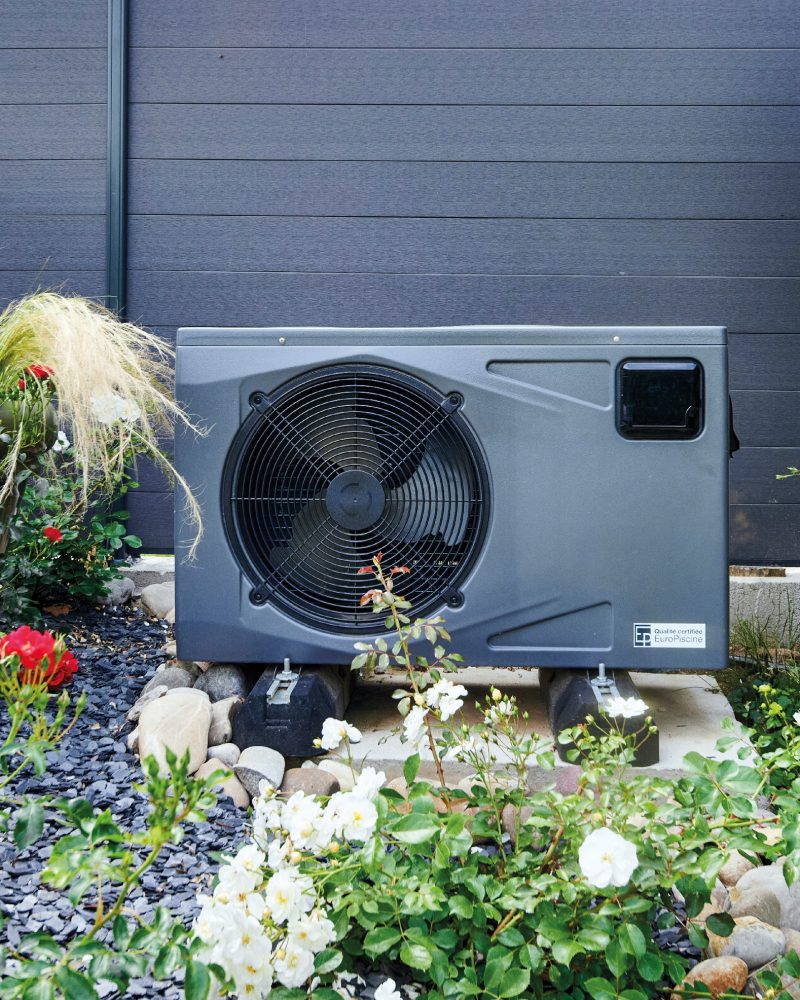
xmin=325 ymin=470 xmax=386 ymax=530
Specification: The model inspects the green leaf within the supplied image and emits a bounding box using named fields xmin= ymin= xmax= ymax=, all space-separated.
xmin=112 ymin=915 xmax=130 ymax=949
xmin=450 ymin=895 xmax=473 ymax=919
xmin=184 ymin=960 xmax=210 ymax=1000
xmin=53 ymin=967 xmax=98 ymax=1000
xmin=21 ymin=979 xmax=54 ymax=1000
xmin=314 ymin=949 xmax=342 ymax=974
xmin=576 ymin=926 xmax=611 ymax=951
xmin=498 ymin=968 xmax=531 ymax=997
xmin=706 ymin=912 xmax=736 ymax=937
xmin=14 ymin=801 xmax=44 ymax=849
xmin=584 ymin=977 xmax=618 ymax=1000
xmin=404 ymin=752 xmax=421 ymax=785
xmin=392 ymin=812 xmax=439 ymax=844
xmin=551 ymin=939 xmax=584 ymax=966
xmin=619 ymin=922 xmax=647 ymax=958
xmin=400 ymin=942 xmax=433 ymax=971
xmin=363 ymin=927 xmax=402 ymax=957
xmin=636 ymin=949 xmax=665 ymax=982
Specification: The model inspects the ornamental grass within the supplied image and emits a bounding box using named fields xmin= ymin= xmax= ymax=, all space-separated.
xmin=0 ymin=291 xmax=204 ymax=554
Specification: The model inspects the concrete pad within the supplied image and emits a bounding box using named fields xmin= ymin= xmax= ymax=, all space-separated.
xmin=343 ymin=667 xmax=745 ymax=785
xmin=121 ymin=555 xmax=175 ymax=595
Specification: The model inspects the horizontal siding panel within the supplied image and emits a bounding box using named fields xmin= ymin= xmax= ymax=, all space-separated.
xmin=0 ymin=49 xmax=105 ymax=103
xmin=128 ymin=161 xmax=800 ymax=220
xmin=130 ymin=47 xmax=800 ymax=106
xmin=128 ymin=216 xmax=800 ymax=277
xmin=127 ymin=273 xmax=800 ymax=332
xmin=729 ymin=334 xmax=800 ymax=390
xmin=0 ymin=106 xmax=105 ymax=159
xmin=0 ymin=271 xmax=106 ymax=308
xmin=128 ymin=105 xmax=800 ymax=162
xmin=0 ymin=216 xmax=105 ymax=270
xmin=0 ymin=1 xmax=106 ymax=48
xmin=0 ymin=161 xmax=105 ymax=214
xmin=730 ymin=505 xmax=800 ymax=564
xmin=730 ymin=390 xmax=800 ymax=447
xmin=730 ymin=448 xmax=800 ymax=504
xmin=125 ymin=491 xmax=174 ymax=552
xmin=129 ymin=0 xmax=800 ymax=48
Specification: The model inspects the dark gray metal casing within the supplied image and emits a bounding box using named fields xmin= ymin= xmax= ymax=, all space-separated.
xmin=175 ymin=326 xmax=729 ymax=670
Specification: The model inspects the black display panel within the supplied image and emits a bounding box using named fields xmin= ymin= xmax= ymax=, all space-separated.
xmin=617 ymin=360 xmax=703 ymax=440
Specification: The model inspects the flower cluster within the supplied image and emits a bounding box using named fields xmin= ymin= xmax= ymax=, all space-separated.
xmin=90 ymin=391 xmax=141 ymax=425
xmin=17 ymin=363 xmax=54 ymax=391
xmin=0 ymin=625 xmax=78 ymax=689
xmin=195 ymin=750 xmax=386 ymax=997
xmin=403 ymin=677 xmax=468 ymax=750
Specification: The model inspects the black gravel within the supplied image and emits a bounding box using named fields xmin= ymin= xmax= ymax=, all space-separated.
xmin=1 ymin=605 xmax=246 ymax=998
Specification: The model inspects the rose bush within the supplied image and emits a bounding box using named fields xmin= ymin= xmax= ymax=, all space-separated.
xmin=189 ymin=555 xmax=800 ymax=1000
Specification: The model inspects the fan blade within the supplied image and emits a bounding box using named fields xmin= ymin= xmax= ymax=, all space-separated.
xmin=306 ymin=409 xmax=382 ymax=473
xmin=385 ymin=446 xmax=472 ymax=546
xmin=268 ymin=494 xmax=334 ymax=585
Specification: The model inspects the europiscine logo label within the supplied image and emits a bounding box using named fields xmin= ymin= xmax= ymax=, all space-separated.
xmin=633 ymin=623 xmax=706 ymax=649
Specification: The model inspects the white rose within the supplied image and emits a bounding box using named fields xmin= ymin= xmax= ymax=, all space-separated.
xmin=352 ymin=766 xmax=386 ymax=801
xmin=287 ymin=911 xmax=336 ymax=953
xmin=402 ymin=705 xmax=428 ymax=750
xmin=274 ymin=940 xmax=316 ymax=988
xmin=426 ymin=679 xmax=468 ymax=721
xmin=91 ymin=391 xmax=141 ymax=425
xmin=320 ymin=717 xmax=363 ymax=751
xmin=604 ymin=696 xmax=648 ymax=719
xmin=336 ymin=793 xmax=378 ymax=843
xmin=51 ymin=430 xmax=70 ymax=453
xmin=578 ymin=827 xmax=639 ymax=888
xmin=375 ymin=979 xmax=403 ymax=1000
xmin=265 ymin=868 xmax=315 ymax=924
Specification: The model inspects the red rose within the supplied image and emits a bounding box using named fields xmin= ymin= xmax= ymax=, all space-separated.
xmin=43 ymin=526 xmax=63 ymax=542
xmin=17 ymin=378 xmax=25 ymax=390
xmin=0 ymin=625 xmax=78 ymax=690
xmin=26 ymin=364 xmax=54 ymax=381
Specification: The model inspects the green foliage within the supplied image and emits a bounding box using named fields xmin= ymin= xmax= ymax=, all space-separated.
xmin=0 ymin=644 xmax=217 ymax=999
xmin=0 ymin=459 xmax=141 ymax=626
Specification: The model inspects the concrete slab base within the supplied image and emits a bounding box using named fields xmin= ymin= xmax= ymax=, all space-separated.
xmin=341 ymin=667 xmax=743 ymax=786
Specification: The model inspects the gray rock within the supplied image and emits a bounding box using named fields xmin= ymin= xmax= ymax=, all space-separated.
xmin=140 ymin=581 xmax=175 ymax=619
xmin=126 ymin=685 xmax=168 ymax=723
xmin=737 ymin=861 xmax=800 ymax=931
xmin=142 ymin=665 xmax=196 ymax=696
xmin=729 ymin=886 xmax=782 ymax=927
xmin=234 ymin=746 xmax=285 ymax=797
xmin=194 ymin=664 xmax=248 ymax=703
xmin=280 ymin=766 xmax=340 ymax=798
xmin=709 ymin=915 xmax=785 ymax=970
xmin=208 ymin=695 xmax=244 ymax=746
xmin=719 ymin=849 xmax=757 ymax=887
xmin=207 ymin=743 xmax=241 ymax=768
xmin=784 ymin=927 xmax=800 ymax=956
xmin=97 ymin=576 xmax=136 ymax=606
xmin=138 ymin=688 xmax=212 ymax=776
xmin=126 ymin=727 xmax=139 ymax=753
xmin=162 ymin=639 xmax=177 ymax=657
xmin=317 ymin=758 xmax=355 ymax=791
xmin=194 ymin=760 xmax=249 ymax=808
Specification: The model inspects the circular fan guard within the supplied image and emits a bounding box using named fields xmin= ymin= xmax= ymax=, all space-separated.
xmin=221 ymin=364 xmax=489 ymax=633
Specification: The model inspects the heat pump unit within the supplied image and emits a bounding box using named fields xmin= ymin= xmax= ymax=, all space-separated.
xmin=175 ymin=326 xmax=729 ymax=672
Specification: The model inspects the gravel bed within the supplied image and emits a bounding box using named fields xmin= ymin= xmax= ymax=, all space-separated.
xmin=1 ymin=605 xmax=246 ymax=998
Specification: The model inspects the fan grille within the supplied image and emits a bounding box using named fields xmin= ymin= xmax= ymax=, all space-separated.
xmin=222 ymin=364 xmax=489 ymax=633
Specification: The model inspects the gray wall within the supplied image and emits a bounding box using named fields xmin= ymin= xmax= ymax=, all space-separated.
xmin=0 ymin=1 xmax=107 ymax=306
xmin=3 ymin=1 xmax=800 ymax=563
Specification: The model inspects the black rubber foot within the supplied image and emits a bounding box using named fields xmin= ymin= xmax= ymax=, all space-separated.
xmin=540 ymin=668 xmax=659 ymax=767
xmin=232 ymin=664 xmax=352 ymax=757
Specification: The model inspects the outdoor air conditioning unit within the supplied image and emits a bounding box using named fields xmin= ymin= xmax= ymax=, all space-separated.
xmin=174 ymin=326 xmax=729 ymax=681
